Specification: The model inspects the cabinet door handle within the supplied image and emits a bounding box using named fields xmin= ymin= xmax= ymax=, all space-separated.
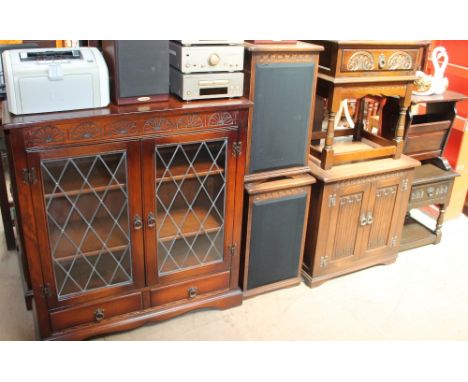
xmin=133 ymin=215 xmax=143 ymax=230
xmin=360 ymin=214 xmax=367 ymax=226
xmin=147 ymin=212 xmax=156 ymax=228
xmin=367 ymin=212 xmax=374 ymax=225
xmin=188 ymin=287 xmax=198 ymax=299
xmin=94 ymin=308 xmax=105 ymax=322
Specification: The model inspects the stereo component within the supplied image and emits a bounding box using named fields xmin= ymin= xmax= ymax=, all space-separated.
xmin=170 ymin=67 xmax=244 ymax=101
xmin=169 ymin=41 xmax=244 ymax=73
xmin=178 ymin=40 xmax=244 ymax=46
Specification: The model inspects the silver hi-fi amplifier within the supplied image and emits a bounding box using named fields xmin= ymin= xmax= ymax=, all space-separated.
xmin=170 ymin=41 xmax=244 ymax=73
xmin=170 ymin=67 xmax=244 ymax=101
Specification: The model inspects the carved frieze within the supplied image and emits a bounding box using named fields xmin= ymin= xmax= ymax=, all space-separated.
xmin=143 ymin=118 xmax=176 ymax=131
xmin=388 ymin=51 xmax=413 ymax=70
xmin=339 ymin=193 xmax=362 ymax=205
xmin=70 ymin=122 xmax=102 ymax=140
xmin=346 ymin=51 xmax=375 ymax=71
xmin=376 ymin=186 xmax=397 ymax=198
xmin=176 ymin=114 xmax=204 ymax=129
xmin=24 ymin=125 xmax=65 ymax=146
xmin=208 ymin=112 xmax=235 ymax=127
xmin=106 ymin=120 xmax=137 ymax=136
xmin=253 ymin=187 xmax=307 ymax=202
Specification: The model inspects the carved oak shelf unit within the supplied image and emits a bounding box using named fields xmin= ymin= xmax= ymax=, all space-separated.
xmin=305 ymin=40 xmax=430 ymax=170
xmin=400 ymin=163 xmax=459 ymax=251
xmin=2 ymin=96 xmax=251 ymax=340
xmin=302 ymin=155 xmax=419 ymax=287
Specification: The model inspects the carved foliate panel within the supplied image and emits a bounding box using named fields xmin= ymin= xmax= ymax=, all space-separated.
xmin=105 ymin=120 xmax=137 ymax=136
xmin=388 ymin=51 xmax=413 ymax=70
xmin=346 ymin=51 xmax=375 ymax=71
xmin=70 ymin=122 xmax=103 ymax=140
xmin=24 ymin=125 xmax=66 ymax=146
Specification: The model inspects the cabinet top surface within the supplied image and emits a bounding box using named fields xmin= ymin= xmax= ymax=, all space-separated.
xmin=411 ymin=90 xmax=468 ymax=104
xmin=1 ymin=96 xmax=252 ymax=129
xmin=308 ymin=155 xmax=420 ymax=183
xmin=412 ymin=163 xmax=460 ymax=185
xmin=244 ymin=41 xmax=324 ymax=53
xmin=315 ymin=40 xmax=431 ymax=48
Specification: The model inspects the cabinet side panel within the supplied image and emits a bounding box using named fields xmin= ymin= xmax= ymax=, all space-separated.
xmin=247 ymin=193 xmax=307 ymax=290
xmin=249 ymin=62 xmax=314 ymax=173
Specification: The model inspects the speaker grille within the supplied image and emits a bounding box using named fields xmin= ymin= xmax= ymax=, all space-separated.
xmin=250 ymin=62 xmax=314 ymax=173
xmin=116 ymin=40 xmax=169 ymax=98
xmin=247 ymin=192 xmax=307 ymax=290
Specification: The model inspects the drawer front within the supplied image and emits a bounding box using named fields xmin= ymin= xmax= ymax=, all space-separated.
xmin=409 ymin=181 xmax=452 ymax=208
xmin=50 ymin=292 xmax=143 ymax=332
xmin=404 ymin=130 xmax=447 ymax=154
xmin=150 ymin=271 xmax=230 ymax=306
xmin=341 ymin=49 xmax=419 ymax=73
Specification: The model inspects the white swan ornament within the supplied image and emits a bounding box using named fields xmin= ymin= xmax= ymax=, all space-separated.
xmin=413 ymin=46 xmax=449 ymax=96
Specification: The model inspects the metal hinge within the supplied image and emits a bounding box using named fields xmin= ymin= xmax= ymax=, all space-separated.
xmin=229 ymin=244 xmax=237 ymax=256
xmin=22 ymin=167 xmax=37 ymax=185
xmin=328 ymin=194 xmax=336 ymax=207
xmin=391 ymin=236 xmax=398 ymax=247
xmin=40 ymin=283 xmax=51 ymax=298
xmin=232 ymin=142 xmax=242 ymax=157
xmin=320 ymin=256 xmax=329 ymax=268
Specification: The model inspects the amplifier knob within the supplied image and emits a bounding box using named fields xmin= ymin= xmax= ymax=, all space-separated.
xmin=208 ymin=54 xmax=220 ymax=66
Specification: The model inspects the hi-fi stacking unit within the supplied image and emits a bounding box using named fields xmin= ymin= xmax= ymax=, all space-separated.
xmin=169 ymin=40 xmax=244 ymax=101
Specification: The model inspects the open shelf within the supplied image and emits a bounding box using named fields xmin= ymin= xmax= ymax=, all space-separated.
xmin=45 ymin=183 xmax=126 ymax=199
xmin=400 ymin=215 xmax=436 ymax=252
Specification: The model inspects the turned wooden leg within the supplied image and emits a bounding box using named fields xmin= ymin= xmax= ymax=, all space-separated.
xmin=321 ymin=111 xmax=336 ymax=170
xmin=393 ymin=103 xmax=408 ymax=159
xmin=434 ymin=203 xmax=446 ymax=244
xmin=353 ymin=98 xmax=365 ymax=141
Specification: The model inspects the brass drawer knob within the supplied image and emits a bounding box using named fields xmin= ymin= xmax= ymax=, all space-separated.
xmin=188 ymin=287 xmax=198 ymax=299
xmin=94 ymin=308 xmax=105 ymax=322
xmin=360 ymin=214 xmax=367 ymax=226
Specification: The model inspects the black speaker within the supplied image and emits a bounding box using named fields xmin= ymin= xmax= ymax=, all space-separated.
xmin=249 ymin=62 xmax=315 ymax=174
xmin=102 ymin=40 xmax=169 ymax=105
xmin=241 ymin=176 xmax=313 ymax=295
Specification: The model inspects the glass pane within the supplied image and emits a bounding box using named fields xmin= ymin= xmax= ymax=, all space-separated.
xmin=155 ymin=140 xmax=227 ymax=276
xmin=41 ymin=152 xmax=133 ymax=298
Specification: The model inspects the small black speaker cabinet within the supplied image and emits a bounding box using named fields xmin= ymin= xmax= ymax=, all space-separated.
xmin=240 ymin=174 xmax=315 ymax=297
xmin=102 ymin=40 xmax=169 ymax=105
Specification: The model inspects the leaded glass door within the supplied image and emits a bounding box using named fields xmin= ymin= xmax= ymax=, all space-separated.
xmin=28 ymin=141 xmax=145 ymax=308
xmin=143 ymin=130 xmax=238 ymax=285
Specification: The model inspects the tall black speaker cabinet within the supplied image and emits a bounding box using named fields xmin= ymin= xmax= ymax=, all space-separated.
xmin=102 ymin=40 xmax=169 ymax=105
xmin=240 ymin=41 xmax=322 ymax=297
xmin=243 ymin=41 xmax=324 ymax=182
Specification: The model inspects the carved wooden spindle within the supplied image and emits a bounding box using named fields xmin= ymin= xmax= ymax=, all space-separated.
xmin=322 ymin=111 xmax=336 ymax=169
xmin=434 ymin=204 xmax=446 ymax=244
xmin=393 ymin=105 xmax=408 ymax=158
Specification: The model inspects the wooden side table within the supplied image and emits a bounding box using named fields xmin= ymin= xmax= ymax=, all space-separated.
xmin=306 ymin=40 xmax=430 ymax=170
xmin=382 ymin=90 xmax=468 ymax=170
xmin=400 ymin=163 xmax=459 ymax=251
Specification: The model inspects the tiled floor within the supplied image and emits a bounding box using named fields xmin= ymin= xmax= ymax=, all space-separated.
xmin=1 ymin=213 xmax=467 ymax=340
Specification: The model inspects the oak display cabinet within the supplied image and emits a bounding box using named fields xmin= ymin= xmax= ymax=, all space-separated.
xmin=2 ymin=97 xmax=250 ymax=340
xmin=302 ymin=156 xmax=419 ymax=287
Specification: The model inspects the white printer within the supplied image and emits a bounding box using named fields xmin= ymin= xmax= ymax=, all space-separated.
xmin=2 ymin=47 xmax=110 ymax=115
